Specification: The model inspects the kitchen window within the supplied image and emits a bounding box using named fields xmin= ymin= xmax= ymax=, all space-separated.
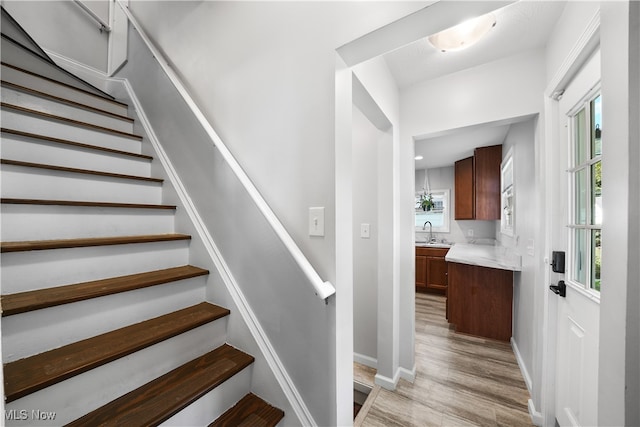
xmin=415 ymin=189 xmax=450 ymax=233
xmin=568 ymin=92 xmax=602 ymax=292
xmin=501 ymin=147 xmax=515 ymax=236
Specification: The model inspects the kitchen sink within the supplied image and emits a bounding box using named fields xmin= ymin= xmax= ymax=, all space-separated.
xmin=415 ymin=242 xmax=453 ymax=248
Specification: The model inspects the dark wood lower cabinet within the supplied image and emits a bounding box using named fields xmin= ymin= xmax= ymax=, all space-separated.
xmin=415 ymin=253 xmax=427 ymax=290
xmin=447 ymin=262 xmax=513 ymax=342
xmin=416 ymin=247 xmax=449 ymax=294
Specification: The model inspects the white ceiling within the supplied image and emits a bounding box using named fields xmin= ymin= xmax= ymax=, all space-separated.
xmin=384 ymin=1 xmax=567 ymax=89
xmin=414 ymin=123 xmax=510 ymax=170
xmin=412 ymin=114 xmax=537 ymax=170
xmin=385 ymin=1 xmax=566 ymax=171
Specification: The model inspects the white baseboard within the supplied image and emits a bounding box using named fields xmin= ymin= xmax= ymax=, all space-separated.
xmin=43 ymin=49 xmax=109 ymax=92
xmin=511 ymin=337 xmax=533 ymax=392
xmin=353 ymin=353 xmax=377 ymax=369
xmin=512 ymin=338 xmax=544 ymax=426
xmin=528 ymin=399 xmax=544 ymax=426
xmin=374 ymin=369 xmax=400 ymax=391
xmin=399 ymin=365 xmax=416 ymax=383
xmin=114 ymin=77 xmax=315 ymax=426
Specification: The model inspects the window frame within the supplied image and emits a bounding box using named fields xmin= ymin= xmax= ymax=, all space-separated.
xmin=567 ymin=87 xmax=602 ymax=297
xmin=500 ymin=147 xmax=515 ymax=237
xmin=414 ymin=189 xmax=451 ymax=233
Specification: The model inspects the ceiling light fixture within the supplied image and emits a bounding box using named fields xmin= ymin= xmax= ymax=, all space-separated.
xmin=415 ymin=155 xmax=424 ymax=160
xmin=428 ymin=13 xmax=496 ymax=53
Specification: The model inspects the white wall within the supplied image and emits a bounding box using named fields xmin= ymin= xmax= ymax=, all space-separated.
xmin=127 ymin=0 xmax=423 ymax=287
xmin=545 ymin=1 xmax=600 ymax=84
xmin=631 ymin=4 xmax=640 ymax=425
xmin=351 ymin=55 xmax=405 ymax=387
xmin=599 ymin=2 xmax=640 ymax=424
xmin=543 ymin=2 xmax=640 ymax=424
xmin=415 ymin=166 xmax=497 ymax=244
xmin=352 ymin=105 xmax=380 ymax=364
xmin=2 ymin=0 xmax=109 ymax=72
xmin=125 ymin=2 xmax=425 ymax=425
xmin=495 ymin=119 xmax=538 ymax=400
xmin=400 ymin=47 xmax=546 ymax=417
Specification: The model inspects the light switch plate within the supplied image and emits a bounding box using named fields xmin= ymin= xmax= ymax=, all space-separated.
xmin=527 ymin=239 xmax=535 ymax=257
xmin=309 ymin=207 xmax=325 ymax=237
xmin=360 ymin=223 xmax=370 ymax=239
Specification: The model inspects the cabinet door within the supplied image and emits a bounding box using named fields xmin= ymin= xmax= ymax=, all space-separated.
xmin=455 ymin=156 xmax=474 ymax=219
xmin=426 ymin=256 xmax=448 ymax=291
xmin=447 ymin=262 xmax=513 ymax=342
xmin=474 ymin=145 xmax=502 ymax=220
xmin=415 ymin=255 xmax=427 ymax=289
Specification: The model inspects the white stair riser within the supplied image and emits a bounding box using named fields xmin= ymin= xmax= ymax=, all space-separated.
xmin=1 ymin=39 xmax=108 ymax=100
xmin=4 ymin=321 xmax=230 ymax=426
xmin=1 ymin=241 xmax=191 ymax=294
xmin=1 ymin=134 xmax=151 ymax=177
xmin=1 ymin=108 xmax=142 ymax=154
xmin=161 ymin=367 xmax=252 ymax=427
xmin=1 ymin=64 xmax=128 ymax=117
xmin=3 ymin=277 xmax=207 ymax=362
xmin=1 ymin=86 xmax=134 ymax=133
xmin=1 ymin=168 xmax=162 ymax=204
xmin=1 ymin=205 xmax=174 ymax=241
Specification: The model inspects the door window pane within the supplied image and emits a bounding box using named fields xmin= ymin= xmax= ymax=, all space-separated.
xmin=574 ymin=229 xmax=587 ymax=286
xmin=569 ymin=92 xmax=602 ymax=292
xmin=576 ymin=168 xmax=587 ymax=224
xmin=592 ymin=229 xmax=601 ymax=291
xmin=575 ymin=108 xmax=587 ymax=165
xmin=591 ymin=95 xmax=602 ymax=157
xmin=592 ymin=161 xmax=602 ymax=225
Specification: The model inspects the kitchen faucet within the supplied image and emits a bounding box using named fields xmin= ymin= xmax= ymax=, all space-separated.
xmin=423 ymin=221 xmax=434 ymax=243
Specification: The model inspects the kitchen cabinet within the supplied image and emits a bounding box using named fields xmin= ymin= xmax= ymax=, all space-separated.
xmin=474 ymin=145 xmax=502 ymax=219
xmin=454 ymin=156 xmax=474 ymax=220
xmin=447 ymin=261 xmax=513 ymax=341
xmin=415 ymin=247 xmax=449 ymax=293
xmin=415 ymin=251 xmax=427 ymax=289
xmin=454 ymin=144 xmax=502 ymax=220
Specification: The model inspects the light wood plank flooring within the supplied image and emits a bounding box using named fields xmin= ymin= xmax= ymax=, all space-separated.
xmin=355 ymin=292 xmax=533 ymax=427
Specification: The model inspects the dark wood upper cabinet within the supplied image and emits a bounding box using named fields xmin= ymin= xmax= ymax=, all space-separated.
xmin=474 ymin=145 xmax=502 ymax=220
xmin=454 ymin=145 xmax=502 ymax=220
xmin=454 ymin=156 xmax=474 ymax=220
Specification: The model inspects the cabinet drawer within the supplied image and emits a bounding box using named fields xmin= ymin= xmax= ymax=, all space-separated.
xmin=416 ymin=247 xmax=449 ymax=257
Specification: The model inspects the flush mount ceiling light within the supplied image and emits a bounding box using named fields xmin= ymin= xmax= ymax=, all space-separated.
xmin=428 ymin=13 xmax=496 ymax=52
xmin=415 ymin=155 xmax=424 ymax=160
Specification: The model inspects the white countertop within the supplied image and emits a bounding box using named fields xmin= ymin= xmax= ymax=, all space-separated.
xmin=445 ymin=243 xmax=522 ymax=272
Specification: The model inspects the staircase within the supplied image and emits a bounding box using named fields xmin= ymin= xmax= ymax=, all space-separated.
xmin=0 ymin=9 xmax=284 ymax=426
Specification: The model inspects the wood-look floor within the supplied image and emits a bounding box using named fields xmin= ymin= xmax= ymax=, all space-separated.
xmin=355 ymin=293 xmax=533 ymax=427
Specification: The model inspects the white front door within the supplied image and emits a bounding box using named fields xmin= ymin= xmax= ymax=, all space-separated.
xmin=551 ymin=48 xmax=602 ymax=427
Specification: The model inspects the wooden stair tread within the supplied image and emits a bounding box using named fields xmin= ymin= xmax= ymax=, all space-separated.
xmin=1 ymin=233 xmax=191 ymax=253
xmin=1 ymin=81 xmax=134 ymax=122
xmin=1 ymin=265 xmax=209 ymax=316
xmin=1 ymin=128 xmax=152 ymax=160
xmin=1 ymin=159 xmax=163 ymax=183
xmin=0 ymin=102 xmax=142 ymax=140
xmin=3 ymin=302 xmax=230 ymax=402
xmin=1 ymin=198 xmax=175 ymax=210
xmin=210 ymin=393 xmax=285 ymax=427
xmin=66 ymin=344 xmax=254 ymax=427
xmin=1 ymin=62 xmax=127 ymax=107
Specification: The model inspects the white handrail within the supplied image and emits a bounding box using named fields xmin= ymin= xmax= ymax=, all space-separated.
xmin=73 ymin=0 xmax=111 ymax=33
xmin=116 ymin=1 xmax=335 ymax=302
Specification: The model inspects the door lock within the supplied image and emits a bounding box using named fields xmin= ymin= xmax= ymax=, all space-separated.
xmin=550 ymin=280 xmax=566 ymax=297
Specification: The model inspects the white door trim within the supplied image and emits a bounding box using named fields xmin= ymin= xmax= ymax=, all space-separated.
xmin=540 ymin=10 xmax=600 ymax=427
